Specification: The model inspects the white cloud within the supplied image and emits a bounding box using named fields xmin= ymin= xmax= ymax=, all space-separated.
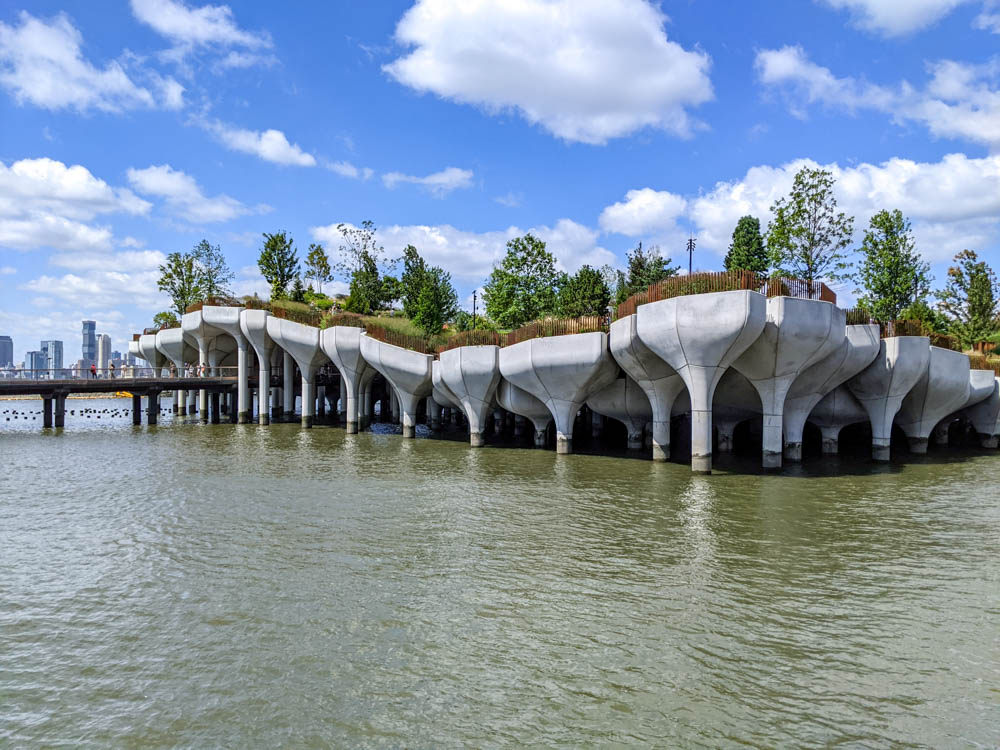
xmin=384 ymin=0 xmax=712 ymax=144
xmin=0 ymin=11 xmax=182 ymax=112
xmin=213 ymin=50 xmax=278 ymax=70
xmin=204 ymin=121 xmax=316 ymax=166
xmin=127 ymin=164 xmax=255 ymax=223
xmin=494 ymin=192 xmax=523 ymax=208
xmin=818 ymin=0 xmax=970 ymax=36
xmin=977 ymin=0 xmax=1000 ymax=30
xmin=21 ymin=268 xmax=166 ymax=309
xmin=756 ymin=45 xmax=1000 ymax=149
xmin=599 ymin=188 xmax=688 ymax=236
xmin=326 ymin=161 xmax=374 ymax=180
xmin=0 ymin=266 xmax=15 ymax=275
xmin=311 ymin=218 xmax=615 ymax=283
xmin=0 ymin=157 xmax=150 ymax=252
xmin=382 ymin=167 xmax=473 ymax=198
xmin=49 ymin=248 xmax=167 ymax=273
xmin=130 ymin=0 xmax=271 ymax=49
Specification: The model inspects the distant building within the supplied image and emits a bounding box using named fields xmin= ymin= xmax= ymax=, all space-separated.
xmin=40 ymin=340 xmax=64 ymax=377
xmin=26 ymin=350 xmax=47 ymax=375
xmin=82 ymin=320 xmax=96 ymax=369
xmin=0 ymin=335 xmax=12 ymax=367
xmin=96 ymin=333 xmax=111 ymax=371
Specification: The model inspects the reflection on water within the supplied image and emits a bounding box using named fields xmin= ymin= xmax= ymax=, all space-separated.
xmin=1 ymin=398 xmax=999 ymax=747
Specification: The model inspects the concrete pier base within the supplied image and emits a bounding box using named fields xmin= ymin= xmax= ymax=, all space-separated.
xmin=932 ymin=422 xmax=950 ymax=446
xmin=980 ymin=434 xmax=999 ymax=449
xmin=470 ymin=431 xmax=485 ymax=447
xmin=43 ymin=397 xmax=52 ymax=428
xmin=210 ymin=392 xmax=220 ymax=424
xmin=238 ymin=411 xmax=249 ymax=424
xmin=346 ymin=420 xmax=358 ymax=434
xmin=402 ymin=423 xmax=415 ymax=439
xmin=533 ymin=429 xmax=546 ymax=448
xmin=873 ymin=441 xmax=891 ymax=462
xmin=147 ymin=392 xmax=159 ymax=425
xmin=908 ymin=437 xmax=929 ymax=454
xmin=691 ymin=453 xmax=712 ymax=474
xmin=762 ymin=450 xmax=782 ymax=470
xmin=627 ymin=433 xmax=643 ymax=451
xmin=556 ymin=436 xmax=572 ymax=454
xmin=54 ymin=395 xmax=65 ymax=428
xmin=133 ymin=394 xmax=142 ymax=425
xmin=302 ymin=414 xmax=314 ymax=428
xmin=783 ymin=442 xmax=803 ymax=462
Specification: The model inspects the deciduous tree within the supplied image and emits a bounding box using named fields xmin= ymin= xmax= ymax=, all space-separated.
xmin=304 ymin=243 xmax=333 ymax=294
xmin=854 ymin=209 xmax=931 ymax=322
xmin=483 ymin=233 xmax=560 ymax=328
xmin=558 ymin=265 xmax=611 ymax=317
xmin=412 ymin=267 xmax=459 ymax=336
xmin=937 ymin=249 xmax=1000 ymax=347
xmin=614 ymin=243 xmax=679 ymax=304
xmin=157 ymin=251 xmax=203 ymax=317
xmin=192 ymin=239 xmax=234 ymax=298
xmin=258 ymin=231 xmax=299 ymax=300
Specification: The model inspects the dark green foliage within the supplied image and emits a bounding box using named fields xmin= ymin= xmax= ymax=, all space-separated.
xmin=400 ymin=245 xmax=428 ymax=318
xmin=854 ymin=209 xmax=931 ymax=322
xmin=192 ymin=239 xmax=234 ymax=297
xmin=153 ymin=311 xmax=179 ymax=328
xmin=343 ymin=251 xmax=381 ymax=315
xmin=614 ymin=243 xmax=679 ymax=304
xmin=723 ymin=216 xmax=768 ymax=274
xmin=258 ymin=231 xmax=299 ymax=300
xmin=290 ymin=276 xmax=306 ymax=303
xmin=483 ymin=233 xmax=561 ymax=328
xmin=897 ymin=301 xmax=951 ymax=334
xmin=412 ymin=267 xmax=459 ymax=336
xmin=937 ymin=250 xmax=1000 ymax=348
xmin=157 ymin=251 xmax=203 ymax=317
xmin=381 ymin=275 xmax=404 ymax=309
xmin=453 ymin=310 xmax=497 ymax=332
xmin=558 ymin=265 xmax=611 ymax=317
xmin=767 ymin=167 xmax=853 ymax=296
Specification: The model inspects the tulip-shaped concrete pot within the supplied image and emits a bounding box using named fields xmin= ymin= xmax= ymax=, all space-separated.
xmin=156 ymin=327 xmax=198 ymax=415
xmin=359 ymin=336 xmax=433 ymax=438
xmin=807 ymin=385 xmax=870 ymax=454
xmin=896 ymin=346 xmax=971 ymax=454
xmin=847 ymin=336 xmax=931 ymax=461
xmin=964 ymin=375 xmax=1000 ymax=448
xmin=266 ymin=317 xmax=329 ymax=428
xmin=586 ymin=375 xmax=653 ymax=451
xmin=609 ymin=314 xmax=687 ymax=461
xmin=137 ymin=333 xmax=167 ymax=372
xmin=636 ymin=290 xmax=766 ymax=473
xmin=499 ymin=332 xmax=618 ymax=454
xmin=432 ymin=360 xmax=463 ymax=411
xmin=732 ymin=297 xmax=845 ymax=468
xmin=240 ymin=309 xmax=274 ymax=425
xmin=320 ymin=326 xmax=370 ymax=433
xmin=439 ymin=346 xmax=502 ymax=447
xmin=496 ymin=378 xmax=553 ymax=448
xmin=183 ymin=309 xmax=235 ymax=422
xmin=203 ymin=305 xmax=250 ymax=422
xmin=781 ymin=323 xmax=880 ymax=462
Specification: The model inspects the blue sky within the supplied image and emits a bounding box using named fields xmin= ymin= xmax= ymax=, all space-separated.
xmin=1 ymin=0 xmax=998 ymax=364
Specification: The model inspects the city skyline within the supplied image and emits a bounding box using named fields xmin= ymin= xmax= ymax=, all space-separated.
xmin=2 ymin=0 xmax=999 ymax=364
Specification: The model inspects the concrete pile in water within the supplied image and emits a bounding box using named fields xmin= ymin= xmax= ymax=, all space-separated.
xmin=125 ymin=293 xmax=1000 ymax=474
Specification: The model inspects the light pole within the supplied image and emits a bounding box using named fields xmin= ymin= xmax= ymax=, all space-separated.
xmin=473 ymin=290 xmax=477 ymax=329
xmin=686 ymin=234 xmax=697 ymax=276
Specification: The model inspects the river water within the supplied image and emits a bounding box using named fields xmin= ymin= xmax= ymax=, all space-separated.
xmin=2 ymin=397 xmax=999 ymax=747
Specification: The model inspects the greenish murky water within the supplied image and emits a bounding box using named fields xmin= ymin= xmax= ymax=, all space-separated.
xmin=2 ymin=398 xmax=999 ymax=747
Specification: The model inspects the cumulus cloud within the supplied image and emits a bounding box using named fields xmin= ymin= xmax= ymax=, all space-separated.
xmin=203 ymin=121 xmax=316 ymax=166
xmin=312 ymin=218 xmax=615 ymax=283
xmin=382 ymin=167 xmax=474 ymax=198
xmin=602 ymin=154 xmax=1000 ymax=265
xmin=21 ymin=268 xmax=166 ymax=309
xmin=755 ymin=45 xmax=1000 ymax=149
xmin=0 ymin=11 xmax=183 ymax=112
xmin=818 ymin=0 xmax=970 ymax=35
xmin=384 ymin=0 xmax=712 ymax=144
xmin=130 ymin=0 xmax=271 ymax=50
xmin=326 ymin=161 xmax=374 ymax=180
xmin=127 ymin=164 xmax=261 ymax=223
xmin=599 ymin=188 xmax=688 ymax=236
xmin=0 ymin=157 xmax=150 ymax=252
xmin=0 ymin=265 xmax=16 ymax=275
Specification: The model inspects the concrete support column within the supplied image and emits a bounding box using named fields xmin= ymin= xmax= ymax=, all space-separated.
xmin=428 ymin=399 xmax=442 ymax=431
xmin=147 ymin=392 xmax=160 ymax=425
xmin=717 ymin=420 xmax=738 ymax=455
xmin=908 ymin=436 xmax=929 ymax=455
xmin=301 ymin=375 xmax=315 ymax=428
xmin=493 ymin=409 xmax=504 ymax=436
xmin=42 ymin=397 xmax=53 ymax=428
xmin=210 ymin=392 xmax=220 ymax=424
xmin=932 ymin=421 xmax=951 ymax=447
xmin=282 ymin=352 xmax=294 ymax=416
xmin=54 ymin=395 xmax=66 ymax=428
xmin=258 ymin=360 xmax=270 ymax=426
xmin=820 ymin=426 xmax=840 ymax=455
xmin=271 ymin=386 xmax=282 ymax=420
xmin=317 ymin=385 xmax=326 ymax=419
xmin=198 ymin=342 xmax=209 ymax=422
xmin=591 ymin=411 xmax=603 ymax=439
xmin=627 ymin=430 xmax=643 ymax=451
xmin=173 ymin=389 xmax=180 ymax=415
xmin=340 ymin=374 xmax=348 ymax=423
xmin=514 ymin=415 xmax=525 ymax=438
xmin=872 ymin=437 xmax=891 ymax=462
xmin=237 ymin=343 xmax=250 ymax=424
xmin=132 ymin=393 xmax=142 ymax=425
xmin=691 ymin=408 xmax=713 ymax=474
xmin=390 ymin=390 xmax=400 ymax=424
xmin=534 ymin=428 xmax=547 ymax=448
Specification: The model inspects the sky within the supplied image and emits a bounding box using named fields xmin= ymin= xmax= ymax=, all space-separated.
xmin=1 ymin=0 xmax=999 ymax=365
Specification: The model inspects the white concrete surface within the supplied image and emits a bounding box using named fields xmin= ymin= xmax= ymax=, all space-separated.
xmin=896 ymin=346 xmax=971 ymax=454
xmin=808 ymin=385 xmax=870 ymax=454
xmin=496 ymin=378 xmax=553 ymax=447
xmin=964 ymin=375 xmax=1000 ymax=448
xmin=266 ymin=316 xmax=329 ymax=428
xmin=439 ymin=346 xmax=502 ymax=447
xmin=320 ymin=325 xmax=370 ymax=433
xmin=359 ymin=335 xmax=433 ymax=438
xmin=586 ymin=375 xmax=653 ymax=450
xmin=240 ymin=309 xmax=275 ymax=426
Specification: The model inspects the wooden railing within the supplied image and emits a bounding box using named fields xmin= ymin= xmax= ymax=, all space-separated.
xmin=501 ymin=316 xmax=608 ymax=347
xmin=364 ymin=323 xmax=433 ymax=354
xmin=185 ymin=296 xmax=243 ymax=314
xmin=437 ymin=330 xmax=503 ymax=352
xmin=271 ymin=304 xmax=323 ymax=327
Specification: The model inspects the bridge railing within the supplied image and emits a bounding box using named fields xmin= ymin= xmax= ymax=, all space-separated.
xmin=1 ymin=366 xmax=242 ymax=381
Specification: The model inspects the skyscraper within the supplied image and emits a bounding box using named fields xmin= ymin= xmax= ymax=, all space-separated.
xmin=26 ymin=350 xmax=47 ymax=375
xmin=82 ymin=320 xmax=96 ymax=369
xmin=0 ymin=335 xmax=12 ymax=367
xmin=41 ymin=340 xmax=64 ymax=377
xmin=97 ymin=333 xmax=111 ymax=371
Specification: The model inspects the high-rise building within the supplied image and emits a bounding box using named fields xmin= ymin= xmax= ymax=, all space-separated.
xmin=26 ymin=350 xmax=47 ymax=375
xmin=82 ymin=320 xmax=96 ymax=369
xmin=0 ymin=335 xmax=12 ymax=367
xmin=40 ymin=340 xmax=64 ymax=377
xmin=96 ymin=333 xmax=111 ymax=371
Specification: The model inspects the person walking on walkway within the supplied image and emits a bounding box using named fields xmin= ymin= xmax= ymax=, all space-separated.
xmin=109 ymin=361 xmax=116 ymax=379
xmin=89 ymin=363 xmax=97 ymax=379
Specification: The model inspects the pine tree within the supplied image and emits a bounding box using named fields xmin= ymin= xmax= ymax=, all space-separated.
xmin=723 ymin=216 xmax=768 ymax=274
xmin=557 ymin=265 xmax=611 ymax=317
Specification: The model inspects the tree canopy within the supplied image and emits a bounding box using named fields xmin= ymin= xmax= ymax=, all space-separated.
xmin=412 ymin=267 xmax=459 ymax=336
xmin=723 ymin=216 xmax=768 ymax=274
xmin=767 ymin=167 xmax=853 ymax=296
xmin=258 ymin=231 xmax=299 ymax=300
xmin=192 ymin=239 xmax=234 ymax=298
xmin=558 ymin=265 xmax=611 ymax=318
xmin=157 ymin=250 xmax=203 ymax=317
xmin=854 ymin=209 xmax=931 ymax=322
xmin=304 ymin=243 xmax=333 ymax=293
xmin=614 ymin=243 xmax=679 ymax=304
xmin=937 ymin=250 xmax=1000 ymax=348
xmin=483 ymin=233 xmax=561 ymax=328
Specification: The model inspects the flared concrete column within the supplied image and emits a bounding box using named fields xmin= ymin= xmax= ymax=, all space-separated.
xmin=820 ymin=426 xmax=840 ymax=454
xmin=636 ymin=291 xmax=766 ymax=473
xmin=317 ymin=385 xmax=326 ymax=419
xmin=964 ymin=375 xmax=1000 ymax=448
xmin=534 ymin=428 xmax=547 ymax=448
xmin=42 ymin=397 xmax=52 ymax=427
xmin=428 ymin=399 xmax=442 ymax=430
xmin=237 ymin=343 xmax=250 ymax=423
xmin=282 ymin=351 xmax=294 ymax=415
xmin=258 ymin=359 xmax=270 ymax=426
xmin=132 ymin=393 xmax=142 ymax=425
xmin=587 ymin=375 xmax=653 ymax=455
xmin=497 ymin=379 xmax=553 ymax=449
xmin=147 ymin=392 xmax=159 ymax=425
xmin=198 ymin=341 xmax=209 ymax=422
xmin=210 ymin=392 xmax=220 ymax=424
xmin=848 ymin=337 xmax=931 ymax=462
xmin=896 ymin=346 xmax=969 ymax=456
xmin=439 ymin=346 xmax=502 ymax=448
xmin=716 ymin=419 xmax=739 ymax=454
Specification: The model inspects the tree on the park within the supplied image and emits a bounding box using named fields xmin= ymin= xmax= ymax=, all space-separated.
xmin=558 ymin=265 xmax=611 ymax=318
xmin=258 ymin=231 xmax=299 ymax=300
xmin=412 ymin=267 xmax=459 ymax=336
xmin=289 ymin=275 xmax=307 ymax=303
xmin=333 ymin=220 xmax=392 ymax=278
xmin=854 ymin=209 xmax=931 ymax=322
xmin=343 ymin=250 xmax=382 ymax=315
xmin=483 ymin=233 xmax=561 ymax=328
xmin=614 ymin=243 xmax=679 ymax=304
xmin=157 ymin=251 xmax=204 ymax=317
xmin=937 ymin=249 xmax=1000 ymax=348
xmin=723 ymin=216 xmax=768 ymax=274
xmin=381 ymin=275 xmax=404 ymax=309
xmin=153 ymin=310 xmax=179 ymax=329
xmin=192 ymin=239 xmax=234 ymax=298
xmin=304 ymin=243 xmax=333 ymax=293
xmin=767 ymin=167 xmax=854 ymax=296
xmin=400 ymin=244 xmax=428 ymax=318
